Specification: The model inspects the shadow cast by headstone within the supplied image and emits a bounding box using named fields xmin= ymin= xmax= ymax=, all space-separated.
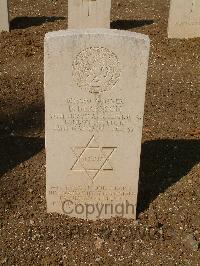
xmin=0 ymin=104 xmax=44 ymax=137
xmin=0 ymin=136 xmax=44 ymax=177
xmin=0 ymin=103 xmax=44 ymax=176
xmin=137 ymin=139 xmax=200 ymax=214
xmin=111 ymin=19 xmax=154 ymax=30
xmin=10 ymin=16 xmax=66 ymax=30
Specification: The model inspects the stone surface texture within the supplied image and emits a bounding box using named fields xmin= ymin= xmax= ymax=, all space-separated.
xmin=0 ymin=0 xmax=9 ymax=32
xmin=68 ymin=0 xmax=111 ymax=29
xmin=45 ymin=29 xmax=150 ymax=220
xmin=168 ymin=0 xmax=200 ymax=38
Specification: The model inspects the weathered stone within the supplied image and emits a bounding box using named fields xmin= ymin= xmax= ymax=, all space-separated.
xmin=168 ymin=0 xmax=200 ymax=38
xmin=45 ymin=29 xmax=150 ymax=220
xmin=68 ymin=0 xmax=111 ymax=29
xmin=0 ymin=0 xmax=9 ymax=32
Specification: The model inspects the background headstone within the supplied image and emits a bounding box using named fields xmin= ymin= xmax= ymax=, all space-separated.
xmin=68 ymin=0 xmax=111 ymax=29
xmin=0 ymin=0 xmax=9 ymax=32
xmin=45 ymin=29 xmax=150 ymax=220
xmin=168 ymin=0 xmax=200 ymax=38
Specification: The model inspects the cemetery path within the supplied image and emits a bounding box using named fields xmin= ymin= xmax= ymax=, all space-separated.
xmin=0 ymin=0 xmax=199 ymax=265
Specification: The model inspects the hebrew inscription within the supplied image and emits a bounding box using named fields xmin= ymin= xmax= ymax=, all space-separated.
xmin=72 ymin=47 xmax=121 ymax=93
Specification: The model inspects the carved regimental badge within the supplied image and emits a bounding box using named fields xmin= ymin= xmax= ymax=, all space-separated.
xmin=72 ymin=47 xmax=121 ymax=94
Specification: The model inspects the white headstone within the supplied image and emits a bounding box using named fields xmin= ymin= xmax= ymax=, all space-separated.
xmin=45 ymin=29 xmax=150 ymax=220
xmin=168 ymin=0 xmax=200 ymax=38
xmin=68 ymin=0 xmax=111 ymax=29
xmin=0 ymin=0 xmax=9 ymax=32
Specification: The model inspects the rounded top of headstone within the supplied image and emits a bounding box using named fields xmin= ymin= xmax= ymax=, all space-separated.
xmin=45 ymin=29 xmax=150 ymax=45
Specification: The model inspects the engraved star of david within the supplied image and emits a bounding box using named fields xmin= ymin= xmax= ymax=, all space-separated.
xmin=70 ymin=136 xmax=117 ymax=182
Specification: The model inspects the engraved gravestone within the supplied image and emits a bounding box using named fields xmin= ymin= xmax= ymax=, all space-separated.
xmin=0 ymin=0 xmax=9 ymax=32
xmin=168 ymin=0 xmax=200 ymax=38
xmin=68 ymin=0 xmax=111 ymax=29
xmin=45 ymin=29 xmax=150 ymax=220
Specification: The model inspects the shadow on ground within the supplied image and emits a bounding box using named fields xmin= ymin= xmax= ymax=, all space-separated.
xmin=111 ymin=19 xmax=154 ymax=30
xmin=0 ymin=103 xmax=44 ymax=176
xmin=137 ymin=139 xmax=200 ymax=215
xmin=0 ymin=104 xmax=44 ymax=137
xmin=10 ymin=16 xmax=66 ymax=29
xmin=1 ymin=104 xmax=199 ymax=216
xmin=0 ymin=136 xmax=44 ymax=177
